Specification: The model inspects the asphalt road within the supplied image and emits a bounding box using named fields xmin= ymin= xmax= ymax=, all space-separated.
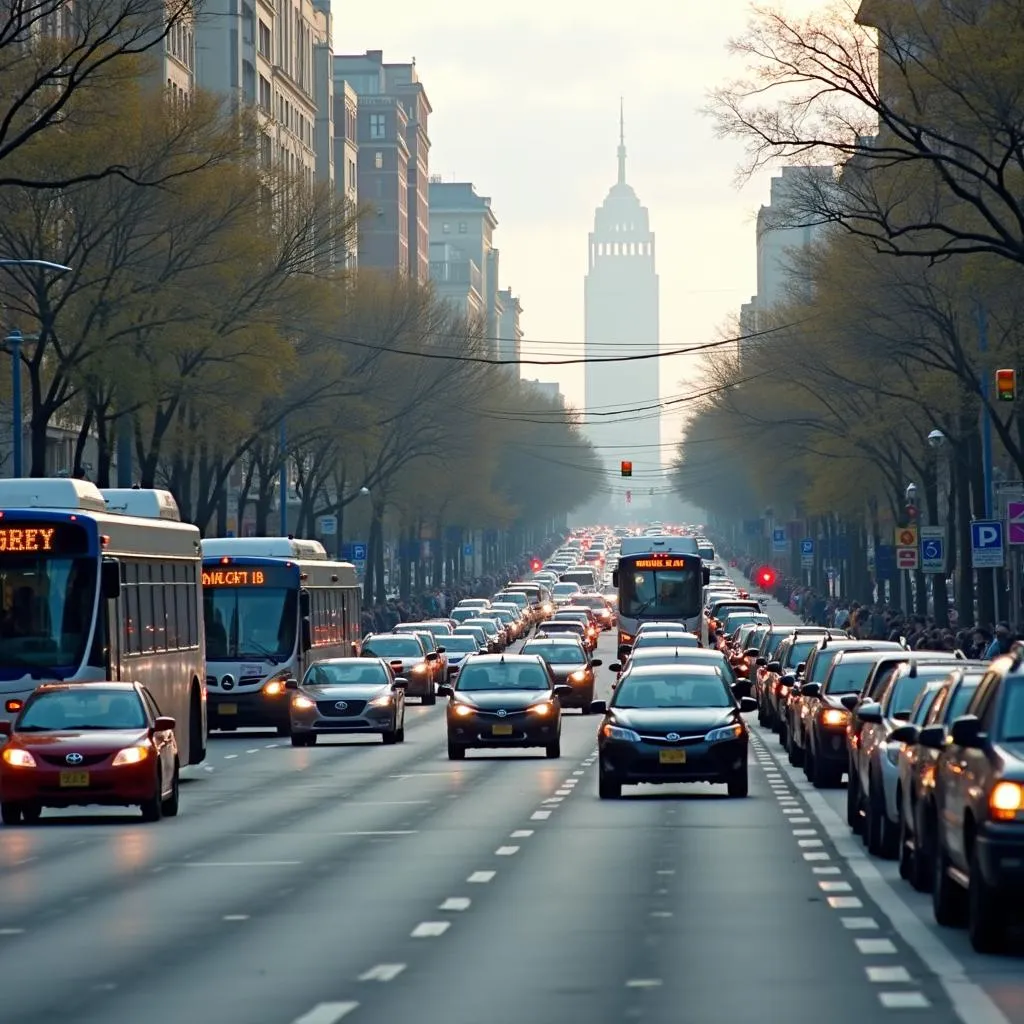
xmin=0 ymin=611 xmax=1010 ymax=1024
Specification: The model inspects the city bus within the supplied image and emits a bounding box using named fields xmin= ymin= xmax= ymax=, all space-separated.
xmin=200 ymin=537 xmax=361 ymax=733
xmin=613 ymin=536 xmax=710 ymax=648
xmin=0 ymin=479 xmax=207 ymax=766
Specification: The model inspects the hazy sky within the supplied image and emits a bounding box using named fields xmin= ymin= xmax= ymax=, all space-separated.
xmin=333 ymin=0 xmax=825 ymax=458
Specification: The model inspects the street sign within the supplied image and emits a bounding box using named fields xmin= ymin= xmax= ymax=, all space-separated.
xmin=318 ymin=515 xmax=337 ymax=536
xmin=894 ymin=526 xmax=918 ymax=548
xmin=971 ymin=520 xmax=1005 ymax=568
xmin=875 ymin=544 xmax=896 ymax=579
xmin=1009 ymin=501 xmax=1024 ymax=545
xmin=463 ymin=543 xmax=474 ymax=557
xmin=801 ymin=553 xmax=813 ymax=569
xmin=772 ymin=528 xmax=787 ymax=553
xmin=896 ymin=546 xmax=919 ymax=570
xmin=800 ymin=538 xmax=814 ymax=555
xmin=919 ymin=526 xmax=945 ymax=574
xmin=351 ymin=542 xmax=367 ymax=562
xmin=894 ymin=525 xmax=918 ymax=570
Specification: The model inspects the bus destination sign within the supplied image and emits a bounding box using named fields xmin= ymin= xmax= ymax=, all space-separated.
xmin=202 ymin=569 xmax=267 ymax=587
xmin=0 ymin=523 xmax=88 ymax=554
xmin=632 ymin=556 xmax=689 ymax=569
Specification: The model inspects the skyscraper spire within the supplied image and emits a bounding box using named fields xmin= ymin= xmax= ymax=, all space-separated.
xmin=617 ymin=97 xmax=626 ymax=185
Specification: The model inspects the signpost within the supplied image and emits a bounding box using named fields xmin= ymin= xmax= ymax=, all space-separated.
xmin=351 ymin=542 xmax=368 ymax=563
xmin=800 ymin=538 xmax=814 ymax=569
xmin=318 ymin=515 xmax=337 ymax=536
xmin=971 ymin=520 xmax=1004 ymax=568
xmin=1008 ymin=501 xmax=1024 ymax=545
xmin=772 ymin=527 xmax=787 ymax=553
xmin=919 ymin=526 xmax=945 ymax=574
xmin=894 ymin=525 xmax=919 ymax=571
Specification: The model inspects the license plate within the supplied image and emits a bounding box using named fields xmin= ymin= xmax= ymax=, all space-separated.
xmin=59 ymin=771 xmax=89 ymax=787
xmin=219 ymin=704 xmax=238 ymax=715
xmin=659 ymin=749 xmax=686 ymax=764
xmin=492 ymin=724 xmax=513 ymax=736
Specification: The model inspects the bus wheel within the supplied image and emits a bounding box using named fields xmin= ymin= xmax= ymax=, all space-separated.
xmin=189 ymin=681 xmax=206 ymax=765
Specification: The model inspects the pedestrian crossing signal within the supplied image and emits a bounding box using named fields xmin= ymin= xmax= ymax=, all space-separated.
xmin=757 ymin=566 xmax=777 ymax=588
xmin=620 ymin=461 xmax=632 ymax=477
xmin=996 ymin=369 xmax=1016 ymax=402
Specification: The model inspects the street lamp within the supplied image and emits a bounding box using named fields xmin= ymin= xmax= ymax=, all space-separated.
xmin=0 ymin=258 xmax=72 ymax=477
xmin=905 ymin=482 xmax=918 ymax=504
xmin=927 ymin=429 xmax=946 ymax=449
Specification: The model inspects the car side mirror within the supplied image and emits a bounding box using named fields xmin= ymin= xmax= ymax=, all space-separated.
xmin=796 ymin=662 xmax=806 ymax=675
xmin=893 ymin=710 xmax=911 ymax=721
xmin=0 ymin=721 xmax=11 ymax=736
xmin=590 ymin=699 xmax=608 ymax=714
xmin=740 ymin=696 xmax=758 ymax=713
xmin=436 ymin=646 xmax=446 ymax=654
xmin=617 ymin=644 xmax=632 ymax=658
xmin=609 ymin=662 xmax=621 ymax=673
xmin=949 ymin=715 xmax=983 ymax=748
xmin=393 ymin=678 xmax=409 ymax=689
xmin=437 ymin=684 xmax=454 ymax=698
xmin=285 ymin=678 xmax=299 ymax=690
xmin=857 ymin=702 xmax=883 ymax=724
xmin=101 ymin=558 xmax=121 ymax=599
xmin=888 ymin=724 xmax=919 ymax=744
xmin=917 ymin=724 xmax=946 ymax=749
xmin=153 ymin=716 xmax=176 ymax=732
xmin=840 ymin=694 xmax=858 ymax=710
xmin=767 ymin=661 xmax=781 ymax=674
xmin=553 ymin=684 xmax=572 ymax=697
xmin=426 ymin=652 xmax=438 ymax=662
xmin=800 ymin=682 xmax=821 ymax=698
xmin=301 ymin=615 xmax=313 ymax=652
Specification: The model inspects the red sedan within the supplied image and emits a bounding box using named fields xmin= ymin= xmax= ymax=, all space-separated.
xmin=0 ymin=682 xmax=180 ymax=825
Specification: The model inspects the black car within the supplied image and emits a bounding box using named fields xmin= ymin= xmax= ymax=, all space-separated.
xmin=520 ymin=637 xmax=602 ymax=710
xmin=438 ymin=654 xmax=569 ymax=760
xmin=593 ymin=664 xmax=756 ymax=799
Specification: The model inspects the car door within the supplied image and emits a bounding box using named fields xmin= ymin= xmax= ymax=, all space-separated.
xmin=141 ymin=687 xmax=175 ymax=792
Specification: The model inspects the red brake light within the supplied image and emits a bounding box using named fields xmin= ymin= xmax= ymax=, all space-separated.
xmin=757 ymin=566 xmax=777 ymax=588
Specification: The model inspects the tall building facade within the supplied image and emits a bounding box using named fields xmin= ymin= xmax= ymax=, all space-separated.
xmin=583 ymin=110 xmax=660 ymax=505
xmin=497 ymin=289 xmax=523 ymax=369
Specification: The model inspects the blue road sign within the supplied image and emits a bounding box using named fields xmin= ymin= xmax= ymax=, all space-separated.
xmin=772 ymin=528 xmax=787 ymax=552
xmin=875 ymin=544 xmax=896 ymax=579
xmin=971 ymin=520 xmax=1004 ymax=568
xmin=352 ymin=543 xmax=368 ymax=562
xmin=463 ymin=543 xmax=474 ymax=557
xmin=800 ymin=538 xmax=814 ymax=555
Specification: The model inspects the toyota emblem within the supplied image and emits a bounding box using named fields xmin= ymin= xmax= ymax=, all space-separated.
xmin=65 ymin=752 xmax=84 ymax=765
xmin=497 ymin=709 xmax=507 ymax=718
xmin=666 ymin=733 xmax=680 ymax=742
xmin=334 ymin=701 xmax=349 ymax=711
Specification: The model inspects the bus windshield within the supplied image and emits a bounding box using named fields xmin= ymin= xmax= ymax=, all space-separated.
xmin=204 ymin=587 xmax=298 ymax=663
xmin=619 ymin=563 xmax=700 ymax=619
xmin=0 ymin=557 xmax=98 ymax=677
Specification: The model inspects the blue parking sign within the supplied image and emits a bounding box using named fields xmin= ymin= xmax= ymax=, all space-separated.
xmin=970 ymin=520 xmax=1004 ymax=568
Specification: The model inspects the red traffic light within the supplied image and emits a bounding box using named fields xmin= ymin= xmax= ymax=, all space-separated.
xmin=620 ymin=461 xmax=633 ymax=477
xmin=996 ymin=368 xmax=1016 ymax=402
xmin=530 ymin=558 xmax=542 ymax=572
xmin=757 ymin=566 xmax=777 ymax=588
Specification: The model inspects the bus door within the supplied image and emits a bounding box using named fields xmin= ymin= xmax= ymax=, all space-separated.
xmin=101 ymin=558 xmax=123 ymax=680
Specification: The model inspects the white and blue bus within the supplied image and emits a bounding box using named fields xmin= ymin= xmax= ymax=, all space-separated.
xmin=200 ymin=537 xmax=361 ymax=734
xmin=0 ymin=479 xmax=207 ymax=765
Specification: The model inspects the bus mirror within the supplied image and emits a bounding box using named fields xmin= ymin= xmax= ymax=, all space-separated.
xmin=702 ymin=566 xmax=710 ymax=584
xmin=101 ymin=559 xmax=121 ymax=599
xmin=611 ymin=571 xmax=618 ymax=588
xmin=301 ymin=616 xmax=313 ymax=651
xmin=299 ymin=590 xmax=311 ymax=618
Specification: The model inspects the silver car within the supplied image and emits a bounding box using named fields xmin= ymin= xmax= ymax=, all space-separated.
xmin=288 ymin=657 xmax=407 ymax=747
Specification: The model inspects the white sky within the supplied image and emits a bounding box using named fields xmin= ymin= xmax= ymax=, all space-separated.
xmin=332 ymin=0 xmax=826 ymax=458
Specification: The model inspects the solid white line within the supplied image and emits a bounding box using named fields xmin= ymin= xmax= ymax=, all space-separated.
xmin=495 ymin=846 xmax=519 ymax=856
xmin=819 ymin=881 xmax=852 ymax=892
xmin=439 ymin=898 xmax=471 ymax=911
xmin=467 ymin=871 xmax=495 ymax=883
xmin=879 ymin=992 xmax=930 ymax=1009
xmin=843 ymin=917 xmax=880 ymax=930
xmin=291 ymin=1002 xmax=359 ymax=1024
xmin=827 ymin=896 xmax=863 ymax=909
xmin=222 ymin=914 xmax=249 ymax=921
xmin=359 ymin=963 xmax=406 ymax=982
xmin=411 ymin=921 xmax=450 ymax=938
xmin=856 ymin=938 xmax=897 ymax=954
xmin=531 ymin=811 xmax=552 ymax=820
xmin=510 ymin=830 xmax=533 ymax=838
xmin=867 ymin=966 xmax=912 ymax=983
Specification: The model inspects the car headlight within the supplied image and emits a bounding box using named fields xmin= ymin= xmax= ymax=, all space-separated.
xmin=2 ymin=748 xmax=36 ymax=768
xmin=990 ymin=781 xmax=1024 ymax=820
xmin=452 ymin=703 xmax=476 ymax=717
xmin=705 ymin=723 xmax=744 ymax=743
xmin=292 ymin=695 xmax=316 ymax=710
xmin=569 ymin=670 xmax=587 ymax=682
xmin=820 ymin=708 xmax=850 ymax=727
xmin=368 ymin=693 xmax=393 ymax=707
xmin=528 ymin=702 xmax=554 ymax=715
xmin=601 ymin=723 xmax=640 ymax=742
xmin=112 ymin=745 xmax=150 ymax=766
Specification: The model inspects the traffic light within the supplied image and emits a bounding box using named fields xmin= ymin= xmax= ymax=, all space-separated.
xmin=530 ymin=558 xmax=542 ymax=572
xmin=757 ymin=565 xmax=777 ymax=589
xmin=625 ymin=490 xmax=632 ymax=503
xmin=620 ymin=460 xmax=632 ymax=477
xmin=996 ymin=368 xmax=1016 ymax=402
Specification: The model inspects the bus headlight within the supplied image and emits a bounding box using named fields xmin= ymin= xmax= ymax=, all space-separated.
xmin=263 ymin=680 xmax=287 ymax=696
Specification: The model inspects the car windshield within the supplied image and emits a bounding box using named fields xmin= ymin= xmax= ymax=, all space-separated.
xmin=466 ymin=620 xmax=498 ymax=635
xmin=541 ymin=622 xmax=583 ymax=634
xmin=18 ymin=689 xmax=146 ymax=731
xmin=456 ymin=663 xmax=550 ymax=691
xmin=442 ymin=636 xmax=479 ymax=653
xmin=824 ymin=661 xmax=874 ymax=695
xmin=887 ymin=675 xmax=930 ymax=716
xmin=946 ymin=681 xmax=979 ymax=720
xmin=634 ymin=634 xmax=695 ymax=650
xmin=614 ymin=674 xmax=731 ymax=709
xmin=574 ymin=596 xmax=606 ymax=609
xmin=628 ymin=653 xmax=736 ymax=683
xmin=808 ymin=647 xmax=848 ymax=682
xmin=450 ymin=608 xmax=478 ymax=622
xmin=423 ymin=623 xmax=452 ymax=638
xmin=553 ymin=583 xmax=581 ymax=595
xmin=525 ymin=645 xmax=585 ymax=665
xmin=305 ymin=663 xmax=388 ymax=686
xmin=362 ymin=637 xmax=422 ymax=657
xmin=999 ymin=682 xmax=1024 ymax=740
xmin=555 ymin=612 xmax=589 ymax=625
xmin=762 ymin=632 xmax=789 ymax=657
xmin=455 ymin=628 xmax=486 ymax=645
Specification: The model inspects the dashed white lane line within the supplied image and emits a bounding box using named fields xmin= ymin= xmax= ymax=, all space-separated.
xmin=222 ymin=914 xmax=249 ymax=921
xmin=246 ymin=748 xmax=259 ymax=754
xmin=411 ymin=922 xmax=450 ymax=938
xmin=819 ymin=881 xmax=852 ymax=892
xmin=495 ymin=846 xmax=519 ymax=856
xmin=0 ymin=928 xmax=25 ymax=935
xmin=790 ymin=816 xmax=812 ymax=823
xmin=224 ymin=754 xmax=238 ymax=760
xmin=880 ymin=992 xmax=931 ymax=1009
xmin=467 ymin=871 xmax=495 ymax=883
xmin=511 ymin=830 xmax=534 ymax=838
xmin=798 ymin=839 xmax=824 ymax=848
xmin=803 ymin=852 xmax=830 ymax=861
xmin=181 ymin=861 xmax=302 ymax=867
xmin=813 ymin=866 xmax=842 ymax=875
xmin=868 ymin=966 xmax=912 ymax=983
xmin=439 ymin=898 xmax=471 ymax=911
xmin=555 ymin=789 xmax=571 ymax=796
xmin=531 ymin=810 xmax=552 ymax=820
xmin=782 ymin=808 xmax=801 ymax=815
xmin=827 ymin=896 xmax=863 ymax=909
xmin=843 ymin=918 xmax=880 ymax=930
xmin=793 ymin=829 xmax=817 ymax=836
xmin=573 ymin=770 xmax=584 ymax=775
xmin=856 ymin=938 xmax=897 ymax=954
xmin=359 ymin=964 xmax=406 ymax=982
xmin=626 ymin=979 xmax=663 ymax=988
xmin=291 ymin=1002 xmax=359 ymax=1024
xmin=542 ymin=797 xmax=564 ymax=804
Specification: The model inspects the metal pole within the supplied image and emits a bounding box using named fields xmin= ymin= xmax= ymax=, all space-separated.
xmin=8 ymin=329 xmax=21 ymax=477
xmin=116 ymin=419 xmax=133 ymax=486
xmin=978 ymin=304 xmax=1000 ymax=621
xmin=279 ymin=418 xmax=287 ymax=536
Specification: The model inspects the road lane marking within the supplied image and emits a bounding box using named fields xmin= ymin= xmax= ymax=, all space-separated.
xmin=656 ymin=870 xmax=675 ymax=875
xmin=573 ymin=770 xmax=584 ymax=775
xmin=818 ymin=881 xmax=852 ymax=892
xmin=790 ymin=816 xmax=812 ymax=823
xmin=555 ymin=789 xmax=571 ymax=796
xmin=542 ymin=797 xmax=564 ymax=804
xmin=803 ymin=852 xmax=830 ymax=861
xmin=626 ymin=979 xmax=662 ymax=988
xmin=510 ymin=830 xmax=533 ymax=838
xmin=224 ymin=754 xmax=238 ymax=759
xmin=827 ymin=896 xmax=863 ymax=909
xmin=649 ymin=911 xmax=673 ymax=918
xmin=495 ymin=846 xmax=519 ymax=856
xmin=0 ymin=928 xmax=25 ymax=935
xmin=238 ymin=832 xmax=417 ymax=837
xmin=879 ymin=992 xmax=930 ymax=1009
xmin=223 ymin=915 xmax=250 ymax=921
xmin=467 ymin=871 xmax=495 ymax=883
xmin=359 ymin=964 xmax=406 ymax=982
xmin=180 ymin=861 xmax=302 ymax=867
xmin=798 ymin=839 xmax=824 ymax=848
xmin=439 ymin=898 xmax=471 ymax=911
xmin=856 ymin=938 xmax=897 ymax=954
xmin=411 ymin=922 xmax=450 ymax=938
xmin=348 ymin=801 xmax=430 ymax=806
xmin=843 ymin=918 xmax=880 ymax=930
xmin=813 ymin=866 xmax=841 ymax=875
xmin=531 ymin=811 xmax=552 ymax=820
xmin=291 ymin=1002 xmax=359 ymax=1024
xmin=868 ymin=967 xmax=912 ymax=983
xmin=246 ymin=748 xmax=259 ymax=753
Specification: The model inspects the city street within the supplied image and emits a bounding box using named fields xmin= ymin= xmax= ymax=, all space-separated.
xmin=0 ymin=620 xmax=1012 ymax=1024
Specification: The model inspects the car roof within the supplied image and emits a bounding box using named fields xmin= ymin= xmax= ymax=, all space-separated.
xmin=636 ymin=631 xmax=696 ymax=639
xmin=314 ymin=657 xmax=386 ymax=666
xmin=628 ymin=648 xmax=724 ymax=659
xmin=463 ymin=654 xmax=544 ymax=664
xmin=34 ymin=681 xmax=139 ymax=693
xmin=621 ymin=663 xmax=723 ymax=677
xmin=522 ymin=637 xmax=585 ymax=646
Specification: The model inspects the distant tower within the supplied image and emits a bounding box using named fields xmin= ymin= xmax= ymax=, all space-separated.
xmin=584 ymin=102 xmax=661 ymax=510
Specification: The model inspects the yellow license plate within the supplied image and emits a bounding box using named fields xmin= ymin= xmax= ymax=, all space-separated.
xmin=219 ymin=704 xmax=238 ymax=715
xmin=59 ymin=771 xmax=90 ymax=787
xmin=492 ymin=724 xmax=514 ymax=736
xmin=659 ymin=749 xmax=686 ymax=765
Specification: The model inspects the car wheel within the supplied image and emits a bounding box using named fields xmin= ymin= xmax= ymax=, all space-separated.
xmin=381 ymin=728 xmax=398 ymax=745
xmin=847 ymin=764 xmax=862 ymax=831
xmin=140 ymin=769 xmax=164 ymax=823
xmin=580 ymin=692 xmax=593 ymax=714
xmin=810 ymin=747 xmax=840 ymax=788
xmin=898 ymin=812 xmax=914 ymax=880
xmin=932 ymin=839 xmax=967 ymax=927
xmin=276 ymin=723 xmax=291 ymax=737
xmin=422 ymin=686 xmax=437 ymax=706
xmin=0 ymin=802 xmax=21 ymax=825
xmin=910 ymin=805 xmax=934 ymax=893
xmin=545 ymin=737 xmax=561 ymax=758
xmin=788 ymin=732 xmax=804 ymax=767
xmin=599 ymin=775 xmax=621 ymax=799
xmin=968 ymin=843 xmax=1005 ymax=953
xmin=161 ymin=760 xmax=181 ymax=817
xmin=727 ymin=769 xmax=749 ymax=797
xmin=777 ymin=719 xmax=787 ymax=747
xmin=447 ymin=740 xmax=465 ymax=760
xmin=20 ymin=803 xmax=41 ymax=824
xmin=396 ymin=725 xmax=406 ymax=743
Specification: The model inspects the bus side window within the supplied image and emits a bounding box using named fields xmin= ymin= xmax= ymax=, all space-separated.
xmin=186 ymin=564 xmax=198 ymax=647
xmin=174 ymin=564 xmax=189 ymax=649
xmin=123 ymin=562 xmax=141 ymax=656
xmin=152 ymin=574 xmax=167 ymax=651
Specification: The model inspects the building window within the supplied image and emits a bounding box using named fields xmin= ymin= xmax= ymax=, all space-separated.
xmin=458 ymin=221 xmax=467 ymax=234
xmin=368 ymin=113 xmax=386 ymax=139
xmin=442 ymin=222 xmax=450 ymax=234
xmin=258 ymin=20 xmax=271 ymax=58
xmin=258 ymin=74 xmax=271 ymax=112
xmin=375 ymin=151 xmax=383 ymax=169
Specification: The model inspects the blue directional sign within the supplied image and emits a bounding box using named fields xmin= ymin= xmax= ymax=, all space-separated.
xmin=875 ymin=544 xmax=896 ymax=579
xmin=919 ymin=527 xmax=945 ymax=574
xmin=800 ymin=539 xmax=814 ymax=555
xmin=351 ymin=543 xmax=368 ymax=562
xmin=971 ymin=520 xmax=1004 ymax=568
xmin=772 ymin=528 xmax=787 ymax=553
xmin=463 ymin=543 xmax=474 ymax=557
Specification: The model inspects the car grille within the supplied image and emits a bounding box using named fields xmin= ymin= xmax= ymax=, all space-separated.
xmin=316 ymin=700 xmax=367 ymax=717
xmin=471 ymin=708 xmax=528 ymax=720
xmin=636 ymin=732 xmax=706 ymax=746
xmin=40 ymin=753 xmax=110 ymax=767
xmin=207 ymin=675 xmax=262 ymax=688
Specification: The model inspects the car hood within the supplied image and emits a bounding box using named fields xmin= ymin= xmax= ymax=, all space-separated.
xmin=302 ymin=684 xmax=390 ymax=701
xmin=10 ymin=728 xmax=150 ymax=751
xmin=607 ymin=708 xmax=736 ymax=734
xmin=452 ymin=690 xmax=551 ymax=710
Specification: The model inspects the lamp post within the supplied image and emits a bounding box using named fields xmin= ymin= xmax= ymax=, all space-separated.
xmin=0 ymin=258 xmax=71 ymax=478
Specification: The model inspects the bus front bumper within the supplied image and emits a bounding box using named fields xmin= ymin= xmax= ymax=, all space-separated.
xmin=208 ymin=690 xmax=289 ymax=729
